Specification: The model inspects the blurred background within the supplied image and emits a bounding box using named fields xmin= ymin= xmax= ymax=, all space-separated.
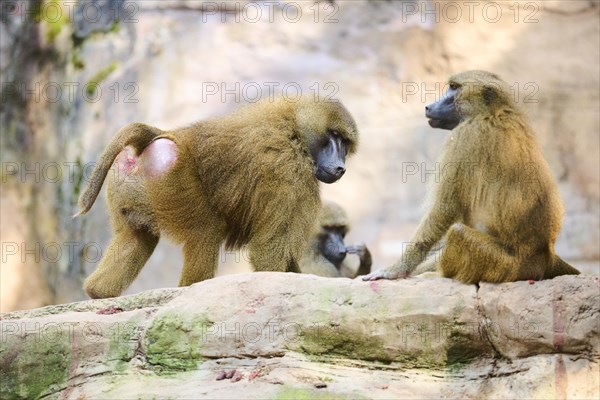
xmin=1 ymin=0 xmax=598 ymax=312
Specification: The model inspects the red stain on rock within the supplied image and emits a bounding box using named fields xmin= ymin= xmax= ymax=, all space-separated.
xmin=369 ymin=281 xmax=380 ymax=293
xmin=96 ymin=306 xmax=124 ymax=315
xmin=555 ymin=354 xmax=567 ymax=400
xmin=552 ymin=296 xmax=565 ymax=352
xmin=249 ymin=369 xmax=260 ymax=381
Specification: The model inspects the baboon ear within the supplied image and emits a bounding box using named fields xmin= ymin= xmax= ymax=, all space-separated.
xmin=482 ymin=86 xmax=497 ymax=106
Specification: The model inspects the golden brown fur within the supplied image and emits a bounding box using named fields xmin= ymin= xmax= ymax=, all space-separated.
xmin=319 ymin=201 xmax=350 ymax=228
xmin=78 ymin=98 xmax=358 ymax=298
xmin=365 ymin=70 xmax=579 ymax=284
xmin=300 ymin=201 xmax=372 ymax=278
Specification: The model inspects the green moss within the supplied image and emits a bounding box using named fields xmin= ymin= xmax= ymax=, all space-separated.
xmin=273 ymin=387 xmax=359 ymax=400
xmin=299 ymin=325 xmax=392 ymax=363
xmin=298 ymin=321 xmax=476 ymax=369
xmin=108 ymin=322 xmax=138 ymax=372
xmin=417 ymin=323 xmax=433 ymax=351
xmin=446 ymin=342 xmax=481 ymax=369
xmin=445 ymin=322 xmax=489 ymax=369
xmin=85 ymin=62 xmax=119 ymax=97
xmin=145 ymin=313 xmax=213 ymax=372
xmin=0 ymin=329 xmax=70 ymax=399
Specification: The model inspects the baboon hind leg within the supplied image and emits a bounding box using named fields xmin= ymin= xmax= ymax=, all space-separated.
xmin=440 ymin=223 xmax=543 ymax=284
xmin=83 ymin=225 xmax=159 ymax=299
xmin=179 ymin=232 xmax=223 ymax=286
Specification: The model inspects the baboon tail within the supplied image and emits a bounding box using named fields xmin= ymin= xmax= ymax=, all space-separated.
xmin=546 ymin=255 xmax=581 ymax=279
xmin=74 ymin=123 xmax=163 ymax=217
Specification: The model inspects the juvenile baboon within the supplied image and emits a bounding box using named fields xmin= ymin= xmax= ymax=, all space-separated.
xmin=77 ymin=97 xmax=359 ymax=298
xmin=364 ymin=70 xmax=580 ymax=284
xmin=300 ymin=201 xmax=372 ymax=278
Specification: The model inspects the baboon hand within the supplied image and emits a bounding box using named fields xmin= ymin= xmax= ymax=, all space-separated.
xmin=361 ymin=266 xmax=409 ymax=281
xmin=346 ymin=243 xmax=366 ymax=257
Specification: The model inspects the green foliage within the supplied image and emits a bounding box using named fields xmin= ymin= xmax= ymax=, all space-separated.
xmin=36 ymin=0 xmax=70 ymax=43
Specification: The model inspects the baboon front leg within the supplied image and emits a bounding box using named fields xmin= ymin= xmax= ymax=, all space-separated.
xmin=413 ymin=255 xmax=439 ymax=275
xmin=440 ymin=223 xmax=540 ymax=284
xmin=83 ymin=227 xmax=159 ymax=299
xmin=179 ymin=235 xmax=222 ymax=286
xmin=413 ymin=241 xmax=444 ymax=275
xmin=363 ymin=208 xmax=454 ymax=280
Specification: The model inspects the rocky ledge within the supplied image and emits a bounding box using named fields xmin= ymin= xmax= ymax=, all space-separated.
xmin=1 ymin=273 xmax=598 ymax=399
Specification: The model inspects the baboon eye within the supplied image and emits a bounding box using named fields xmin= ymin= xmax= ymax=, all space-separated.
xmin=329 ymin=130 xmax=348 ymax=144
xmin=482 ymin=86 xmax=497 ymax=105
xmin=449 ymin=83 xmax=459 ymax=90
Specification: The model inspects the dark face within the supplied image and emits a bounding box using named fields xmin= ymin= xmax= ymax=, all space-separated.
xmin=425 ymin=84 xmax=461 ymax=130
xmin=318 ymin=226 xmax=347 ymax=268
xmin=309 ymin=130 xmax=348 ymax=184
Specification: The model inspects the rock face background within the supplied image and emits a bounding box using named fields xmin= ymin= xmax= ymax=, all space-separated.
xmin=1 ymin=274 xmax=598 ymax=399
xmin=1 ymin=0 xmax=599 ymax=311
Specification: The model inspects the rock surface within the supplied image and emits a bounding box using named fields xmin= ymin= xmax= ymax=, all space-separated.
xmin=1 ymin=0 xmax=599 ymax=312
xmin=1 ymin=273 xmax=598 ymax=399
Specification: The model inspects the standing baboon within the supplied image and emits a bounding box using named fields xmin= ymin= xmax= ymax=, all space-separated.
xmin=77 ymin=97 xmax=359 ymax=298
xmin=300 ymin=201 xmax=372 ymax=278
xmin=364 ymin=70 xmax=579 ymax=284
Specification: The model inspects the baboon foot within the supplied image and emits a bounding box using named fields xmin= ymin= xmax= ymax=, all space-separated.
xmin=362 ymin=267 xmax=409 ymax=281
xmin=83 ymin=277 xmax=121 ymax=299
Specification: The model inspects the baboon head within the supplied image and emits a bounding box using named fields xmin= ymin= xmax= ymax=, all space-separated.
xmin=426 ymin=70 xmax=515 ymax=130
xmin=296 ymin=99 xmax=359 ymax=184
xmin=317 ymin=201 xmax=350 ymax=267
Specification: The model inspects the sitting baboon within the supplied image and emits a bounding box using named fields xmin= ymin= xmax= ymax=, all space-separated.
xmin=364 ymin=70 xmax=580 ymax=284
xmin=77 ymin=97 xmax=359 ymax=298
xmin=300 ymin=201 xmax=372 ymax=278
